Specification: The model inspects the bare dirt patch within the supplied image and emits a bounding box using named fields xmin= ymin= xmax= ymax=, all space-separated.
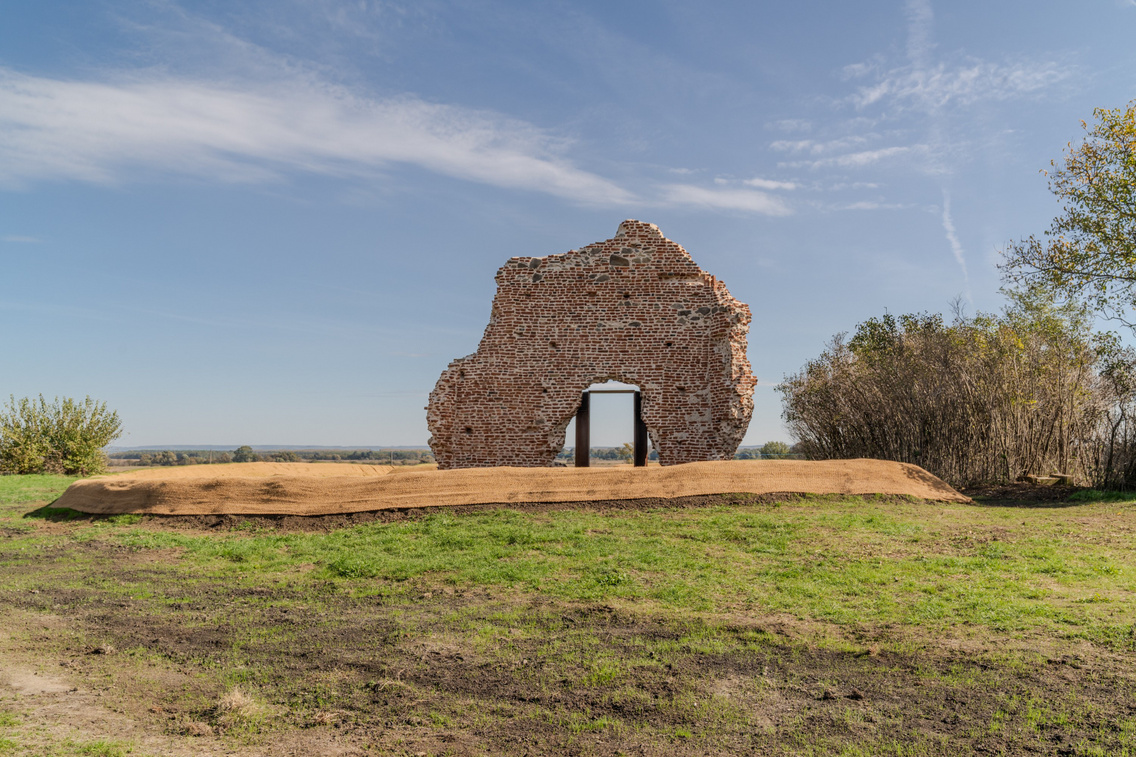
xmin=2 ymin=669 xmax=74 ymax=696
xmin=964 ymin=482 xmax=1088 ymax=506
xmin=28 ymin=492 xmax=939 ymax=535
xmin=3 ymin=532 xmax=1135 ymax=756
xmin=0 ymin=613 xmax=230 ymax=756
xmin=6 ymin=478 xmax=1136 ymax=755
xmin=127 ymin=492 xmax=807 ymax=533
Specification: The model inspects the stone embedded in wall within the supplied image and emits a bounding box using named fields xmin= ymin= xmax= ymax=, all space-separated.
xmin=426 ymin=220 xmax=756 ymax=469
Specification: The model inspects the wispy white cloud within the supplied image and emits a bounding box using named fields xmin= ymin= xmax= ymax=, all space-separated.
xmin=940 ymin=189 xmax=971 ymax=300
xmin=770 ymin=118 xmax=812 ymax=133
xmin=762 ymin=0 xmax=1071 ymax=221
xmin=769 ymin=139 xmax=813 ymax=153
xmin=795 ymin=0 xmax=1070 ymax=192
xmin=840 ymin=0 xmax=1069 ymax=115
xmin=0 ymin=67 xmax=801 ymax=216
xmin=661 ymin=184 xmax=792 ymax=215
xmin=2 ymin=235 xmax=43 ymax=243
xmin=0 ymin=67 xmax=635 ymax=205
xmin=781 ymin=145 xmax=925 ymax=170
xmin=770 ymin=135 xmax=871 ymax=155
xmin=835 ymin=201 xmax=912 ymax=211
xmin=846 ymin=58 xmax=1069 ymax=112
xmin=742 ymin=177 xmax=798 ymax=191
xmin=904 ymin=0 xmax=935 ymax=69
xmin=840 ymin=60 xmax=880 ymax=80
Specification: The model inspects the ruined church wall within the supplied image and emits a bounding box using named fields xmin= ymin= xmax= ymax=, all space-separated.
xmin=426 ymin=220 xmax=756 ymax=468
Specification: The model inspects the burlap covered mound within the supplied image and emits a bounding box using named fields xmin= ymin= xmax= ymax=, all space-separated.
xmin=54 ymin=459 xmax=969 ymax=516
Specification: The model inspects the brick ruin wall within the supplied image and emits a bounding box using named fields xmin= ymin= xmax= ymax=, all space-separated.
xmin=426 ymin=220 xmax=756 ymax=468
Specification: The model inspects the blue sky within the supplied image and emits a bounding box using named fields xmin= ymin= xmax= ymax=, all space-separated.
xmin=2 ymin=0 xmax=1135 ymax=448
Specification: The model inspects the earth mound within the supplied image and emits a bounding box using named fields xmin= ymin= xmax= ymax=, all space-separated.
xmin=54 ymin=459 xmax=969 ymax=516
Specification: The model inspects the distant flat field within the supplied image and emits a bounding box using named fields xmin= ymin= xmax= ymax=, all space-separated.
xmin=1 ymin=475 xmax=1135 ymax=756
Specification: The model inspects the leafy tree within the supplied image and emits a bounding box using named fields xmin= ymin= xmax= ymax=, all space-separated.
xmin=760 ymin=441 xmax=792 ymax=459
xmin=1001 ymin=100 xmax=1136 ymax=328
xmin=0 ymin=395 xmax=122 ymax=476
xmin=232 ymin=445 xmax=259 ymax=463
xmin=616 ymin=442 xmax=634 ymax=461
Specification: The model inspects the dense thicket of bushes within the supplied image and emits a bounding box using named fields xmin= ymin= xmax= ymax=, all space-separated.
xmin=779 ymin=293 xmax=1136 ymax=488
xmin=0 ymin=395 xmax=123 ymax=476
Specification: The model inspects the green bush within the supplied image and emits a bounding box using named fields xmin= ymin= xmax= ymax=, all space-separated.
xmin=0 ymin=395 xmax=122 ymax=476
xmin=778 ymin=289 xmax=1136 ymax=488
xmin=761 ymin=441 xmax=792 ymax=459
xmin=232 ymin=445 xmax=260 ymax=463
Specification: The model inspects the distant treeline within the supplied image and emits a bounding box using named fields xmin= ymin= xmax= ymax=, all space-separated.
xmin=108 ymin=450 xmax=232 ymax=466
xmin=555 ymin=443 xmax=800 ymax=462
xmin=109 ymin=447 xmax=435 ymax=466
xmin=112 ymin=444 xmax=797 ymax=468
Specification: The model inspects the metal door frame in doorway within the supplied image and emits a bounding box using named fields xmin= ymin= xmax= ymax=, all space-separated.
xmin=573 ymin=389 xmax=648 ymax=467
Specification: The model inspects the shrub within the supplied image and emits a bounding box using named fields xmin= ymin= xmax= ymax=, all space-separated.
xmin=232 ymin=445 xmax=260 ymax=463
xmin=0 ymin=395 xmax=123 ymax=476
xmin=778 ymin=291 xmax=1136 ymax=488
xmin=760 ymin=441 xmax=792 ymax=459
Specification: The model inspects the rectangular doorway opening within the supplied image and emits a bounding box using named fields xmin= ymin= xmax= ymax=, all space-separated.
xmin=569 ymin=381 xmax=648 ymax=467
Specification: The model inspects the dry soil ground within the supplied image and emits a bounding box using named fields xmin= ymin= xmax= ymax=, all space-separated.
xmin=2 ymin=477 xmax=1135 ymax=756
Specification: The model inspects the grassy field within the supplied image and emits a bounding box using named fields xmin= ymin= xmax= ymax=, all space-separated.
xmin=1 ymin=475 xmax=1135 ymax=755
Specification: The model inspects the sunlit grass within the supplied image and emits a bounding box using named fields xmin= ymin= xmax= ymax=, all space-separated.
xmin=4 ymin=474 xmax=1136 ymax=753
xmin=19 ymin=501 xmax=1125 ymax=646
xmin=3 ymin=476 xmax=1136 ymax=647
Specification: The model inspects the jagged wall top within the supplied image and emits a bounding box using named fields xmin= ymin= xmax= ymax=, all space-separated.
xmin=426 ymin=220 xmax=756 ymax=468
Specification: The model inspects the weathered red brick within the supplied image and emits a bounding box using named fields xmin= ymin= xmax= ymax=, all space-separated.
xmin=427 ymin=220 xmax=756 ymax=468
